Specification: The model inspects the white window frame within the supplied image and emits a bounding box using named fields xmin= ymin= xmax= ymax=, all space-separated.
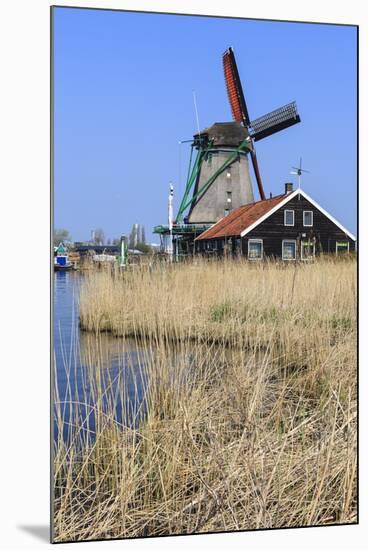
xmin=282 ymin=239 xmax=297 ymax=260
xmin=303 ymin=210 xmax=313 ymax=227
xmin=248 ymin=239 xmax=263 ymax=260
xmin=336 ymin=241 xmax=350 ymax=255
xmin=301 ymin=240 xmax=315 ymax=260
xmin=284 ymin=209 xmax=295 ymax=226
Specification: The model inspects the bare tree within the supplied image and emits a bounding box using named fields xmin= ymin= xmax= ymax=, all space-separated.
xmin=54 ymin=228 xmax=71 ymax=246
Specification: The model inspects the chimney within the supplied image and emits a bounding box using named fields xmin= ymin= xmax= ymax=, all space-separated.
xmin=285 ymin=182 xmax=294 ymax=194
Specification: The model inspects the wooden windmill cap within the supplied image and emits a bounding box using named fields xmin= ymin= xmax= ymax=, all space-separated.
xmin=194 ymin=122 xmax=249 ymax=148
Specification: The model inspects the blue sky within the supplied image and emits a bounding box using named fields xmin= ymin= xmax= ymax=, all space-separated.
xmin=53 ymin=7 xmax=357 ymax=243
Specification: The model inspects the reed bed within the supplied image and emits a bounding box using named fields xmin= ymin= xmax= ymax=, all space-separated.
xmin=79 ymin=256 xmax=356 ymax=358
xmin=54 ymin=257 xmax=357 ymax=542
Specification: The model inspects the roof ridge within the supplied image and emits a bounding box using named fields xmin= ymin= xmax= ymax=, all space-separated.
xmin=248 ymin=193 xmax=285 ymax=205
xmin=231 ymin=193 xmax=286 ymax=211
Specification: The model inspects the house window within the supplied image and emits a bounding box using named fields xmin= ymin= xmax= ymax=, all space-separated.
xmin=282 ymin=239 xmax=296 ymax=260
xmin=227 ymin=191 xmax=232 ymax=204
xmin=248 ymin=239 xmax=263 ymax=260
xmin=284 ymin=210 xmax=294 ymax=226
xmin=303 ymin=211 xmax=313 ymax=227
xmin=301 ymin=240 xmax=315 ymax=260
xmin=224 ymin=209 xmax=229 ymax=216
xmin=336 ymin=241 xmax=349 ymax=255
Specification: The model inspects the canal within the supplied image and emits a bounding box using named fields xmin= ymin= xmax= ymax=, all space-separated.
xmin=53 ymin=271 xmax=148 ymax=441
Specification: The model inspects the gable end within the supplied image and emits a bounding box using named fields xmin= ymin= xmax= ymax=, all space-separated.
xmin=240 ymin=189 xmax=356 ymax=241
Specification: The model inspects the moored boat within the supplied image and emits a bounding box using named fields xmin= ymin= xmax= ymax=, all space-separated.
xmin=54 ymin=254 xmax=75 ymax=271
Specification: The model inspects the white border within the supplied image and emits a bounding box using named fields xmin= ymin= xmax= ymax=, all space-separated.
xmin=2 ymin=2 xmax=365 ymax=550
xmin=336 ymin=240 xmax=350 ymax=254
xmin=284 ymin=209 xmax=295 ymax=226
xmin=303 ymin=210 xmax=313 ymax=227
xmin=248 ymin=238 xmax=263 ymax=259
xmin=282 ymin=239 xmax=297 ymax=260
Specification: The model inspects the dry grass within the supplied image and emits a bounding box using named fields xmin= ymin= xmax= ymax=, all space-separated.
xmin=53 ymin=256 xmax=357 ymax=542
xmin=79 ymin=256 xmax=356 ymax=357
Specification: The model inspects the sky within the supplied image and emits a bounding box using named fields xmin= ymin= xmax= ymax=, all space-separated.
xmin=53 ymin=7 xmax=357 ymax=243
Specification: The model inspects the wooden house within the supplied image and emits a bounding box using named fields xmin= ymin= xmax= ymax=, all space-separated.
xmin=195 ymin=183 xmax=356 ymax=260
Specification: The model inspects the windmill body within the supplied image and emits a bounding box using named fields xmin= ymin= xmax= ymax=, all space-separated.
xmin=187 ymin=122 xmax=254 ymax=223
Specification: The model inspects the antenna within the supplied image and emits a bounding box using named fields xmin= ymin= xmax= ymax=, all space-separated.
xmin=192 ymin=90 xmax=201 ymax=137
xmin=290 ymin=157 xmax=310 ymax=189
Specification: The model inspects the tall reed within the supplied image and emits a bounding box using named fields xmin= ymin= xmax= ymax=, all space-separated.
xmin=54 ymin=257 xmax=357 ymax=542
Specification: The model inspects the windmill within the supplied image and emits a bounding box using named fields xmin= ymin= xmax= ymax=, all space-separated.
xmin=174 ymin=47 xmax=301 ymax=225
xmin=290 ymin=158 xmax=310 ymax=189
xmin=154 ymin=47 xmax=302 ymax=254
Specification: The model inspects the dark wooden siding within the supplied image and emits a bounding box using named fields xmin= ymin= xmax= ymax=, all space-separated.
xmin=242 ymin=194 xmax=355 ymax=258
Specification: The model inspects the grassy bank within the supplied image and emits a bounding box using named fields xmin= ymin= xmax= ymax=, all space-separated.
xmin=54 ymin=257 xmax=357 ymax=541
xmin=79 ymin=257 xmax=356 ymax=356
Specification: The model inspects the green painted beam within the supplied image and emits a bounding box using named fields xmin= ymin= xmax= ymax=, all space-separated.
xmin=178 ymin=139 xmax=251 ymax=216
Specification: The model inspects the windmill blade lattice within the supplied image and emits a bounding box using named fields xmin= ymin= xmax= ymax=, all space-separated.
xmin=250 ymin=102 xmax=301 ymax=142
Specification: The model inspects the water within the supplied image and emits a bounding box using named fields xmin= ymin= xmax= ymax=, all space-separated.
xmin=53 ymin=271 xmax=148 ymax=442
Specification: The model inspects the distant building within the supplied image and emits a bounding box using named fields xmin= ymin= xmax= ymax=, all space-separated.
xmin=73 ymin=244 xmax=120 ymax=256
xmin=195 ymin=184 xmax=356 ymax=260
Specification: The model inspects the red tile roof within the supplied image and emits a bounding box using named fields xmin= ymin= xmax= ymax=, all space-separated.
xmin=195 ymin=194 xmax=286 ymax=240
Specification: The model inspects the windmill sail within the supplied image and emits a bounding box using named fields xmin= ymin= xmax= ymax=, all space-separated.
xmin=223 ymin=47 xmax=266 ymax=200
xmin=223 ymin=48 xmax=250 ymax=125
xmin=249 ymin=102 xmax=301 ymax=142
xmin=222 ymin=47 xmax=301 ymax=200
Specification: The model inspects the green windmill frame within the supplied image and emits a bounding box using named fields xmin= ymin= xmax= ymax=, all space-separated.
xmin=175 ymin=138 xmax=252 ymax=223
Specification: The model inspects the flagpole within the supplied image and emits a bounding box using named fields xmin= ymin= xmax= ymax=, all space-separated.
xmin=168 ymin=183 xmax=174 ymax=262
